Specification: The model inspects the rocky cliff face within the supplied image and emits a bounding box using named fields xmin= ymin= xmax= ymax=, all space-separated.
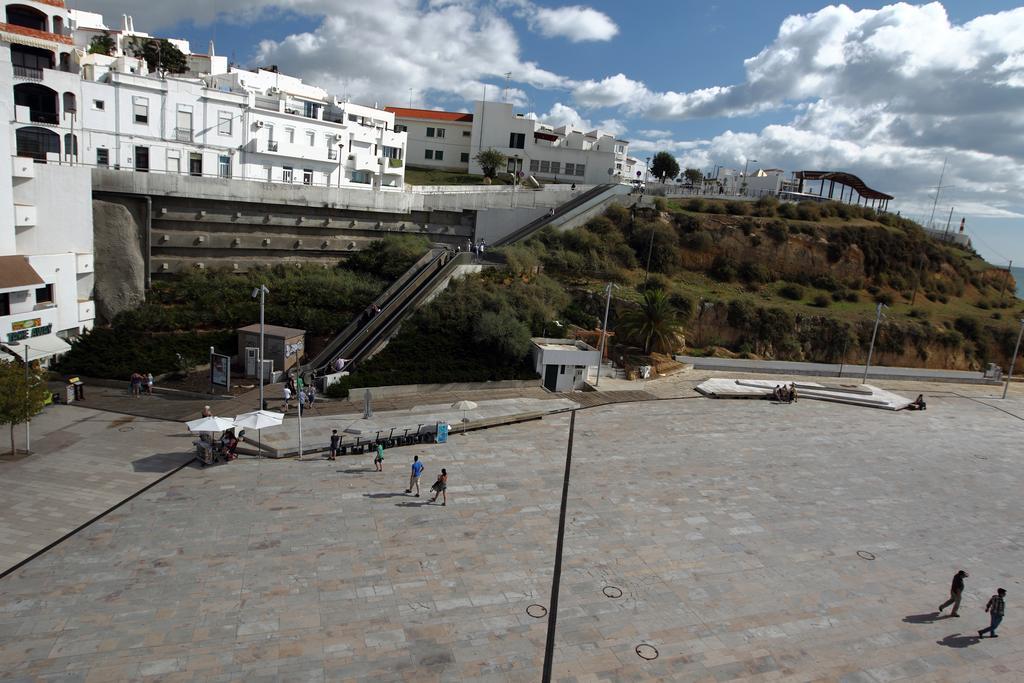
xmin=93 ymin=199 xmax=146 ymax=323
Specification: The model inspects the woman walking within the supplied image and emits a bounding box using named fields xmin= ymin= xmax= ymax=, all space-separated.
xmin=374 ymin=442 xmax=384 ymax=471
xmin=430 ymin=468 xmax=448 ymax=506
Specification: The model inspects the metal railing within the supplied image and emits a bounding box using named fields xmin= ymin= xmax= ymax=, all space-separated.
xmin=267 ymin=141 xmax=279 ymax=152
xmin=12 ymin=65 xmax=42 ymax=79
xmin=174 ymin=127 xmax=192 ymax=142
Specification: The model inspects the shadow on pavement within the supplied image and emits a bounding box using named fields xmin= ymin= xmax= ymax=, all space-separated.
xmin=363 ymin=492 xmax=406 ymax=499
xmin=936 ymin=633 xmax=980 ymax=648
xmin=131 ymin=452 xmax=192 ymax=473
xmin=903 ymin=612 xmax=949 ymax=624
xmin=395 ymin=501 xmax=431 ymax=508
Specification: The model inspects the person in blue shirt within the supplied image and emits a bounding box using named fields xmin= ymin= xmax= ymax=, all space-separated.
xmin=405 ymin=455 xmax=424 ymax=496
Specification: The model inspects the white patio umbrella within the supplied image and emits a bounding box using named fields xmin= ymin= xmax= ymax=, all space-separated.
xmin=185 ymin=415 xmax=236 ymax=433
xmin=234 ymin=409 xmax=284 ymax=457
xmin=451 ymin=400 xmax=478 ymax=423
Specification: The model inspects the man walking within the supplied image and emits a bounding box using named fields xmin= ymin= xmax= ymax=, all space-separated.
xmin=329 ymin=429 xmax=341 ymax=461
xmin=405 ymin=455 xmax=424 ymax=496
xmin=282 ymin=385 xmax=292 ymax=412
xmin=939 ymin=570 xmax=968 ymax=617
xmin=979 ymin=588 xmax=1006 ymax=638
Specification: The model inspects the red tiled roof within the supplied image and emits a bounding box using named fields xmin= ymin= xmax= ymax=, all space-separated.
xmin=385 ymin=107 xmax=473 ymax=123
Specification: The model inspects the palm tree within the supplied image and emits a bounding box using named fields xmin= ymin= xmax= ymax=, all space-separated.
xmin=617 ymin=289 xmax=686 ymax=354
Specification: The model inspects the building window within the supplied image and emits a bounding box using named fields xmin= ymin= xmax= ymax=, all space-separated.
xmin=283 ymin=166 xmax=293 ymax=183
xmin=0 ymin=293 xmax=9 ymax=317
xmin=189 ymin=153 xmax=202 ymax=177
xmin=307 ymin=131 xmax=315 ymax=147
xmin=435 ymin=150 xmax=444 ymax=161
xmin=395 ymin=124 xmax=407 ymax=133
xmin=134 ymin=145 xmax=149 ymax=172
xmin=425 ymin=149 xmax=434 ymax=160
xmin=436 ymin=128 xmax=445 ymax=138
xmin=218 ymin=155 xmax=231 ymax=178
xmin=529 ymin=159 xmax=539 ymax=172
xmin=304 ymin=101 xmax=320 ymax=119
xmin=540 ymin=160 xmax=550 ymax=173
xmin=93 ymin=99 xmax=105 ymax=111
xmin=382 ymin=146 xmax=401 ymax=159
xmin=550 ymin=162 xmax=560 ymax=175
xmin=132 ymin=96 xmax=148 ymax=124
xmin=462 ymin=130 xmax=471 ymax=137
xmin=564 ymin=163 xmax=575 ymax=176
xmin=509 ymin=132 xmax=525 ymax=149
xmin=303 ymin=169 xmax=313 ymax=185
xmin=96 ymin=148 xmax=109 ymax=167
xmin=63 ymin=133 xmax=77 ymax=159
xmin=574 ymin=164 xmax=585 ymax=177
xmin=217 ymin=111 xmax=232 ymax=135
xmin=460 ymin=152 xmax=469 ymax=163
xmin=35 ymin=283 xmax=53 ymax=304
xmin=426 ymin=127 xmax=435 ymax=137
xmin=352 ymin=170 xmax=371 ymax=184
xmin=167 ymin=150 xmax=180 ymax=173
xmin=285 ymin=127 xmax=295 ymax=143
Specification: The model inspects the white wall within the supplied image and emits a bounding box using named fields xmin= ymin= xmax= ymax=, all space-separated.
xmin=396 ymin=117 xmax=471 ymax=171
xmin=0 ymin=42 xmax=15 ymax=254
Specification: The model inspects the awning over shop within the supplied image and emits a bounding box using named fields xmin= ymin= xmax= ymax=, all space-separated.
xmin=0 ymin=255 xmax=44 ymax=291
xmin=2 ymin=334 xmax=71 ymax=362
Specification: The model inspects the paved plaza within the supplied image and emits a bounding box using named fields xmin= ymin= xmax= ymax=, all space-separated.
xmin=1 ymin=383 xmax=1024 ymax=681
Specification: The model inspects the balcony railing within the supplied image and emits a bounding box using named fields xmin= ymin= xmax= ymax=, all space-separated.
xmin=328 ymin=149 xmax=338 ymax=160
xmin=27 ymin=110 xmax=59 ymax=125
xmin=267 ymin=141 xmax=279 ymax=152
xmin=174 ymin=127 xmax=193 ymax=142
xmin=12 ymin=65 xmax=43 ymax=80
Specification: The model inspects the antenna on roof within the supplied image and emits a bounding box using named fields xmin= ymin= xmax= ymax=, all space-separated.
xmin=408 ymin=88 xmax=413 ymax=108
xmin=503 ymin=72 xmax=511 ymax=103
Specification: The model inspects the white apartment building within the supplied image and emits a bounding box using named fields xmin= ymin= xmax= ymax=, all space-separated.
xmin=1 ymin=1 xmax=94 ymax=362
xmin=388 ymin=101 xmax=630 ymax=186
xmin=6 ymin=2 xmax=407 ymax=191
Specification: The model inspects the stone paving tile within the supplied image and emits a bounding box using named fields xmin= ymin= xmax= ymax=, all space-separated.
xmin=0 ymin=406 xmax=193 ymax=574
xmin=2 ymin=391 xmax=1024 ymax=681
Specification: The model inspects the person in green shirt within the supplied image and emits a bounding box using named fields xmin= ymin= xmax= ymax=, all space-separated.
xmin=374 ymin=442 xmax=384 ymax=471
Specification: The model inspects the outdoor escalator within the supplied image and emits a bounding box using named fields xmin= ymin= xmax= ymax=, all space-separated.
xmin=492 ymin=183 xmax=616 ymax=247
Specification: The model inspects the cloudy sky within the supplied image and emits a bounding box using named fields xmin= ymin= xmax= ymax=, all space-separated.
xmin=84 ymin=0 xmax=1024 ymax=265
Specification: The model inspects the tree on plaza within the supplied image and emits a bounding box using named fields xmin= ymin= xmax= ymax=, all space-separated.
xmin=683 ymin=168 xmax=703 ymax=187
xmin=0 ymin=357 xmax=50 ymax=455
xmin=128 ymin=37 xmax=188 ymax=75
xmin=650 ymin=152 xmax=680 ymax=183
xmin=616 ymin=288 xmax=686 ymax=354
xmin=474 ymin=148 xmax=507 ymax=179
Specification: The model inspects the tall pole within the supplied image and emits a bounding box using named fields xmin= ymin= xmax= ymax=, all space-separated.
xmin=644 ymin=224 xmax=655 ymax=283
xmin=23 ymin=344 xmax=30 ymax=453
xmin=943 ymin=206 xmax=955 ymax=237
xmin=595 ymin=284 xmax=613 ymax=387
xmin=927 ymin=157 xmax=947 ymax=229
xmin=541 ymin=409 xmax=576 ymax=683
xmin=297 ymin=396 xmax=304 ymax=459
xmin=1002 ymin=319 xmax=1024 ymax=400
xmin=863 ymin=303 xmax=885 ymax=384
xmin=255 ymin=284 xmax=268 ymax=410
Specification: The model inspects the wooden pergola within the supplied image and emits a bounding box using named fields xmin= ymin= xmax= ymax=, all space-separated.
xmin=794 ymin=171 xmax=894 ymax=212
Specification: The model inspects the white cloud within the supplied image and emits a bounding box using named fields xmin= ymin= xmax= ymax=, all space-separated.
xmin=530 ymin=5 xmax=618 ymax=42
xmin=527 ymin=103 xmax=626 ymax=136
xmin=248 ymin=1 xmax=568 ymax=107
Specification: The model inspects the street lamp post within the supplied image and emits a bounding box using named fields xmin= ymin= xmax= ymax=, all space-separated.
xmin=252 ymin=285 xmax=269 ymax=410
xmin=644 ymin=157 xmax=650 ymax=188
xmin=1001 ymin=318 xmax=1024 ymax=400
xmin=862 ymin=302 xmax=886 ymax=384
xmin=595 ymin=283 xmax=616 ymax=387
xmin=741 ymin=158 xmax=757 ymax=196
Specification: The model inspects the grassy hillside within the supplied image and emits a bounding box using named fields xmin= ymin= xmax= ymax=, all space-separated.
xmin=497 ymin=196 xmax=1021 ymax=370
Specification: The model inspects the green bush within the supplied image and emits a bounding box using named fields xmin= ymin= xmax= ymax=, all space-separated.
xmin=653 ymin=197 xmax=668 ymax=212
xmin=777 ymin=203 xmax=798 ymax=219
xmin=709 ymin=255 xmax=739 ymax=282
xmin=738 ymin=261 xmax=771 ymax=284
xmin=342 ymin=234 xmax=431 ymax=280
xmin=765 ymin=220 xmax=789 ymax=243
xmin=725 ymin=201 xmax=748 ymax=216
xmin=752 ymin=196 xmax=778 ymax=217
xmin=812 ymin=294 xmax=831 ymax=308
xmin=778 ymin=283 xmax=804 ymax=301
xmin=874 ymin=292 xmax=895 ymax=306
xmin=682 ymin=231 xmax=714 ymax=252
xmin=685 ymin=198 xmax=706 ymax=212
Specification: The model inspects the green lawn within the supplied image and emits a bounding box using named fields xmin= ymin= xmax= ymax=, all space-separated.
xmin=404 ymin=167 xmax=512 ymax=186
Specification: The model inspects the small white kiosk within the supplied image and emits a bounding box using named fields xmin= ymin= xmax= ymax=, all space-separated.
xmin=531 ymin=338 xmax=601 ymax=392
